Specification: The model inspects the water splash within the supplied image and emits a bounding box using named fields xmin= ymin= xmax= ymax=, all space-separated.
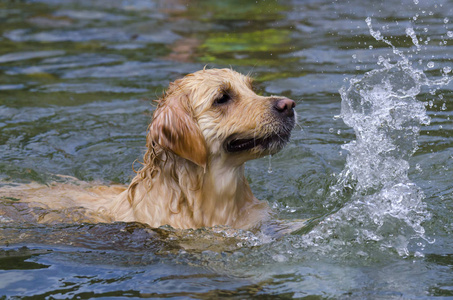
xmin=339 ymin=62 xmax=429 ymax=192
xmin=405 ymin=27 xmax=421 ymax=52
xmin=300 ymin=18 xmax=451 ymax=257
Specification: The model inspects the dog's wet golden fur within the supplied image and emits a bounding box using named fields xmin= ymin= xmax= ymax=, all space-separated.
xmin=1 ymin=68 xmax=296 ymax=230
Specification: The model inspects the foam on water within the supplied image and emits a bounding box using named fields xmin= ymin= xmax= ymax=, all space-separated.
xmin=298 ymin=18 xmax=452 ymax=257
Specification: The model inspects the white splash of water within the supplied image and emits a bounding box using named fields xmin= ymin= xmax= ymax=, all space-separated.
xmin=406 ymin=27 xmax=421 ymax=51
xmin=300 ymin=18 xmax=451 ymax=257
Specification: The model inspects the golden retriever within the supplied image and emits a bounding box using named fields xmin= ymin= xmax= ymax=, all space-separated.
xmin=0 ymin=68 xmax=296 ymax=230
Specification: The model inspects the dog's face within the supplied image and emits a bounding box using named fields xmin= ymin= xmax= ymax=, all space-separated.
xmin=150 ymin=68 xmax=296 ymax=167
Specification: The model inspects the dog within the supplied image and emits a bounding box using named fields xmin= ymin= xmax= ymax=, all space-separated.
xmin=0 ymin=68 xmax=296 ymax=230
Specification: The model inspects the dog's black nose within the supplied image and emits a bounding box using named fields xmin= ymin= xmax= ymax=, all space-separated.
xmin=274 ymin=98 xmax=296 ymax=117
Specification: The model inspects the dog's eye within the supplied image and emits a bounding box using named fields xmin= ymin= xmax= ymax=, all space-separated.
xmin=215 ymin=93 xmax=231 ymax=105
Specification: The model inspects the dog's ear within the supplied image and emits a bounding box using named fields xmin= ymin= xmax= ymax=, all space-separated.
xmin=149 ymin=95 xmax=207 ymax=169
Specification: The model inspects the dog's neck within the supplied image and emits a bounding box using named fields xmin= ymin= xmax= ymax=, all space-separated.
xmin=194 ymin=158 xmax=254 ymax=227
xmin=119 ymin=152 xmax=266 ymax=229
xmin=172 ymin=154 xmax=260 ymax=228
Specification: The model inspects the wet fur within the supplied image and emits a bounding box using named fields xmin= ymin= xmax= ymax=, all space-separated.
xmin=1 ymin=68 xmax=295 ymax=230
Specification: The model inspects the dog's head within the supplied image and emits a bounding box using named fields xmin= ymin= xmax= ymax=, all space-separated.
xmin=150 ymin=68 xmax=296 ymax=168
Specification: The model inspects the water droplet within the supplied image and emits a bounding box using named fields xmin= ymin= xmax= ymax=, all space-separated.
xmin=448 ymin=31 xmax=453 ymax=38
xmin=369 ymin=45 xmax=373 ymax=50
xmin=441 ymin=103 xmax=447 ymax=111
xmin=443 ymin=66 xmax=451 ymax=74
xmin=413 ymin=0 xmax=419 ymax=4
xmin=377 ymin=56 xmax=385 ymax=65
xmin=427 ymin=61 xmax=435 ymax=68
xmin=352 ymin=54 xmax=357 ymax=59
xmin=329 ymin=128 xmax=334 ymax=133
xmin=414 ymin=251 xmax=424 ymax=258
xmin=267 ymin=155 xmax=273 ymax=174
xmin=444 ymin=18 xmax=449 ymax=24
xmin=415 ymin=164 xmax=422 ymax=172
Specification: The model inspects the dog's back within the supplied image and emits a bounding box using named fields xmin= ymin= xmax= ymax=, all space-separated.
xmin=0 ymin=178 xmax=126 ymax=224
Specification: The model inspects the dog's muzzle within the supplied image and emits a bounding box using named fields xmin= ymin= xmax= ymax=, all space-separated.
xmin=225 ymin=98 xmax=296 ymax=154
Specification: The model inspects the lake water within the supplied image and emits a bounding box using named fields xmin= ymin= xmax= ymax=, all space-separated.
xmin=0 ymin=0 xmax=452 ymax=298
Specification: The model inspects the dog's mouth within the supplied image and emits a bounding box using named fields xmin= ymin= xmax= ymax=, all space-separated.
xmin=226 ymin=138 xmax=264 ymax=152
xmin=225 ymin=133 xmax=290 ymax=154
